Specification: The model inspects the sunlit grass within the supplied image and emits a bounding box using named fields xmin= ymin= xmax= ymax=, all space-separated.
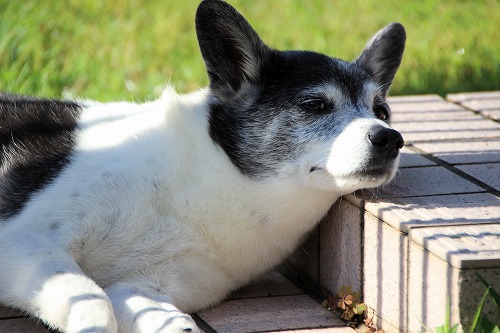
xmin=0 ymin=0 xmax=498 ymax=101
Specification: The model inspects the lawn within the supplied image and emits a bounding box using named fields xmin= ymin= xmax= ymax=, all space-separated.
xmin=0 ymin=0 xmax=498 ymax=101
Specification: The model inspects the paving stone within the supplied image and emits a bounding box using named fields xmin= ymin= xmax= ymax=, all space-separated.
xmin=447 ymin=91 xmax=500 ymax=103
xmin=460 ymin=98 xmax=500 ymax=111
xmin=387 ymin=94 xmax=444 ymax=104
xmin=391 ymin=118 xmax=500 ymax=142
xmin=229 ymin=271 xmax=303 ymax=299
xmin=412 ymin=139 xmax=500 ymax=164
xmin=363 ymin=193 xmax=500 ymax=233
xmin=389 ymin=101 xmax=467 ymax=119
xmin=266 ymin=328 xmax=355 ymax=333
xmin=409 ymin=232 xmax=500 ymax=332
xmin=355 ymin=166 xmax=484 ymax=200
xmin=399 ymin=146 xmax=436 ymax=167
xmin=447 ymin=92 xmax=500 ymax=120
xmin=362 ymin=213 xmax=408 ymax=332
xmin=0 ymin=318 xmax=51 ymax=332
xmin=478 ymin=109 xmax=500 ymax=121
xmin=410 ymin=223 xmax=500 ymax=269
xmin=456 ymin=162 xmax=500 ymax=190
xmin=460 ymin=99 xmax=500 ymax=121
xmin=407 ymin=237 xmax=461 ymax=332
xmin=0 ymin=306 xmax=24 ymax=319
xmin=198 ymin=295 xmax=343 ymax=333
xmin=319 ymin=200 xmax=362 ymax=295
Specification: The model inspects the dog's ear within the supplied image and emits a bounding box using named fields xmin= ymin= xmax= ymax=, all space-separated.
xmin=195 ymin=0 xmax=271 ymax=97
xmin=354 ymin=23 xmax=406 ymax=97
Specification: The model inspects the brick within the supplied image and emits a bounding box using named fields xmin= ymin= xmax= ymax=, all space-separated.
xmin=0 ymin=318 xmax=50 ymax=333
xmin=0 ymin=306 xmax=23 ymax=319
xmin=198 ymin=295 xmax=344 ymax=333
xmin=479 ymin=109 xmax=500 ymax=121
xmin=410 ymin=223 xmax=500 ymax=269
xmin=390 ymin=101 xmax=465 ymax=116
xmin=399 ymin=146 xmax=436 ymax=167
xmin=266 ymin=328 xmax=356 ymax=333
xmin=456 ymin=163 xmax=500 ymax=190
xmin=388 ymin=95 xmax=443 ymax=104
xmin=319 ymin=200 xmax=362 ymax=295
xmin=363 ymin=193 xmax=500 ymax=233
xmin=408 ymin=235 xmax=500 ymax=332
xmin=356 ymin=166 xmax=484 ymax=199
xmin=447 ymin=91 xmax=500 ymax=103
xmin=392 ymin=118 xmax=500 ymax=142
xmin=229 ymin=271 xmax=303 ymax=300
xmin=362 ymin=213 xmax=408 ymax=332
xmin=412 ymin=139 xmax=500 ymax=164
xmin=407 ymin=238 xmax=460 ymax=332
xmin=460 ymin=98 xmax=500 ymax=111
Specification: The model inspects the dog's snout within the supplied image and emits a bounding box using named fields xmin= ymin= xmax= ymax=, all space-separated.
xmin=368 ymin=127 xmax=404 ymax=159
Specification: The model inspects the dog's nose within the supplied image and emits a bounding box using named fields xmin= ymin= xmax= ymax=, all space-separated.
xmin=368 ymin=127 xmax=404 ymax=159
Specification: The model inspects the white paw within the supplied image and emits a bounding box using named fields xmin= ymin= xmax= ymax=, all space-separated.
xmin=136 ymin=311 xmax=200 ymax=333
xmin=161 ymin=315 xmax=200 ymax=333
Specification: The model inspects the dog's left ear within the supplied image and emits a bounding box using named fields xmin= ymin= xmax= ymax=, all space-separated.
xmin=354 ymin=23 xmax=406 ymax=97
xmin=195 ymin=0 xmax=271 ymax=98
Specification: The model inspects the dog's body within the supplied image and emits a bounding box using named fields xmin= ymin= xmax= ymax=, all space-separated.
xmin=0 ymin=1 xmax=405 ymax=332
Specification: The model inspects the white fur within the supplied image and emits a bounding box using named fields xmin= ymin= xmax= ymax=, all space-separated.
xmin=0 ymin=87 xmax=359 ymax=332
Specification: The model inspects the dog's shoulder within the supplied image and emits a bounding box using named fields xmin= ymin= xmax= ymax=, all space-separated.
xmin=0 ymin=93 xmax=83 ymax=219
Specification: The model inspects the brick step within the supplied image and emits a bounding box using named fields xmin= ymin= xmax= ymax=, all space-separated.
xmin=287 ymin=92 xmax=500 ymax=333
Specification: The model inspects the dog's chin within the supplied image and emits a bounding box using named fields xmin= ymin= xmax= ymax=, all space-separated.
xmin=307 ymin=163 xmax=398 ymax=193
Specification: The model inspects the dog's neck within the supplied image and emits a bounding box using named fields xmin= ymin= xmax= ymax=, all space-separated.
xmin=158 ymin=88 xmax=339 ymax=251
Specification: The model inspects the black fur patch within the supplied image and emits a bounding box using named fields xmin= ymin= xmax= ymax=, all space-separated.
xmin=208 ymin=51 xmax=371 ymax=177
xmin=0 ymin=93 xmax=82 ymax=219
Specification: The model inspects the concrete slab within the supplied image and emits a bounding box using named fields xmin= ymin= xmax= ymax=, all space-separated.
xmin=412 ymin=139 xmax=500 ymax=165
xmin=456 ymin=162 xmax=500 ymax=190
xmin=229 ymin=270 xmax=304 ymax=300
xmin=391 ymin=118 xmax=500 ymax=142
xmin=362 ymin=213 xmax=408 ymax=333
xmin=266 ymin=328 xmax=355 ymax=333
xmin=447 ymin=91 xmax=500 ymax=103
xmin=447 ymin=92 xmax=500 ymax=120
xmin=198 ymin=295 xmax=344 ymax=333
xmin=0 ymin=306 xmax=23 ymax=319
xmin=356 ymin=166 xmax=484 ymax=199
xmin=388 ymin=95 xmax=443 ymax=104
xmin=410 ymin=223 xmax=500 ymax=269
xmin=319 ymin=200 xmax=362 ymax=295
xmin=0 ymin=318 xmax=51 ymax=333
xmin=399 ymin=147 xmax=436 ymax=168
xmin=363 ymin=193 xmax=500 ymax=233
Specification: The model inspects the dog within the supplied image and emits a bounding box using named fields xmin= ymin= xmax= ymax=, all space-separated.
xmin=0 ymin=0 xmax=405 ymax=332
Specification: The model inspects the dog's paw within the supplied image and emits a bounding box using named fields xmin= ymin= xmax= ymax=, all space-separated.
xmin=135 ymin=311 xmax=200 ymax=333
xmin=161 ymin=315 xmax=200 ymax=333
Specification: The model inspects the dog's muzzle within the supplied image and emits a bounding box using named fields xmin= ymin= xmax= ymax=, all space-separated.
xmin=367 ymin=127 xmax=404 ymax=160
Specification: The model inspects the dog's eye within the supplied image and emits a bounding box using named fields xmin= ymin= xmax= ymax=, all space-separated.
xmin=301 ymin=99 xmax=325 ymax=112
xmin=373 ymin=104 xmax=389 ymax=121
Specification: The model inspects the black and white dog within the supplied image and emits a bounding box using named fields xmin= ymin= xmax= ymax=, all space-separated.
xmin=0 ymin=0 xmax=405 ymax=332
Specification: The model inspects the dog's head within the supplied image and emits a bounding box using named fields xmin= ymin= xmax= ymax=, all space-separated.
xmin=196 ymin=0 xmax=405 ymax=194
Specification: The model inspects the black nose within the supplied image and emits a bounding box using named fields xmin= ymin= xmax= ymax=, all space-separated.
xmin=368 ymin=127 xmax=404 ymax=159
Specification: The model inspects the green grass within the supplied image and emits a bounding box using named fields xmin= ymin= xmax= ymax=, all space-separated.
xmin=1 ymin=0 xmax=498 ymax=101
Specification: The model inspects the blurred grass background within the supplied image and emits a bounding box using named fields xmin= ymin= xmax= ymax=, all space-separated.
xmin=0 ymin=0 xmax=498 ymax=102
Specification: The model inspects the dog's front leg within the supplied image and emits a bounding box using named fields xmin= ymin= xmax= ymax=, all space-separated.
xmin=0 ymin=232 xmax=117 ymax=332
xmin=106 ymin=282 xmax=199 ymax=333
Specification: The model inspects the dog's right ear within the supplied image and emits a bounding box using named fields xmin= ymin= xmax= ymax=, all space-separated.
xmin=195 ymin=0 xmax=271 ymax=97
